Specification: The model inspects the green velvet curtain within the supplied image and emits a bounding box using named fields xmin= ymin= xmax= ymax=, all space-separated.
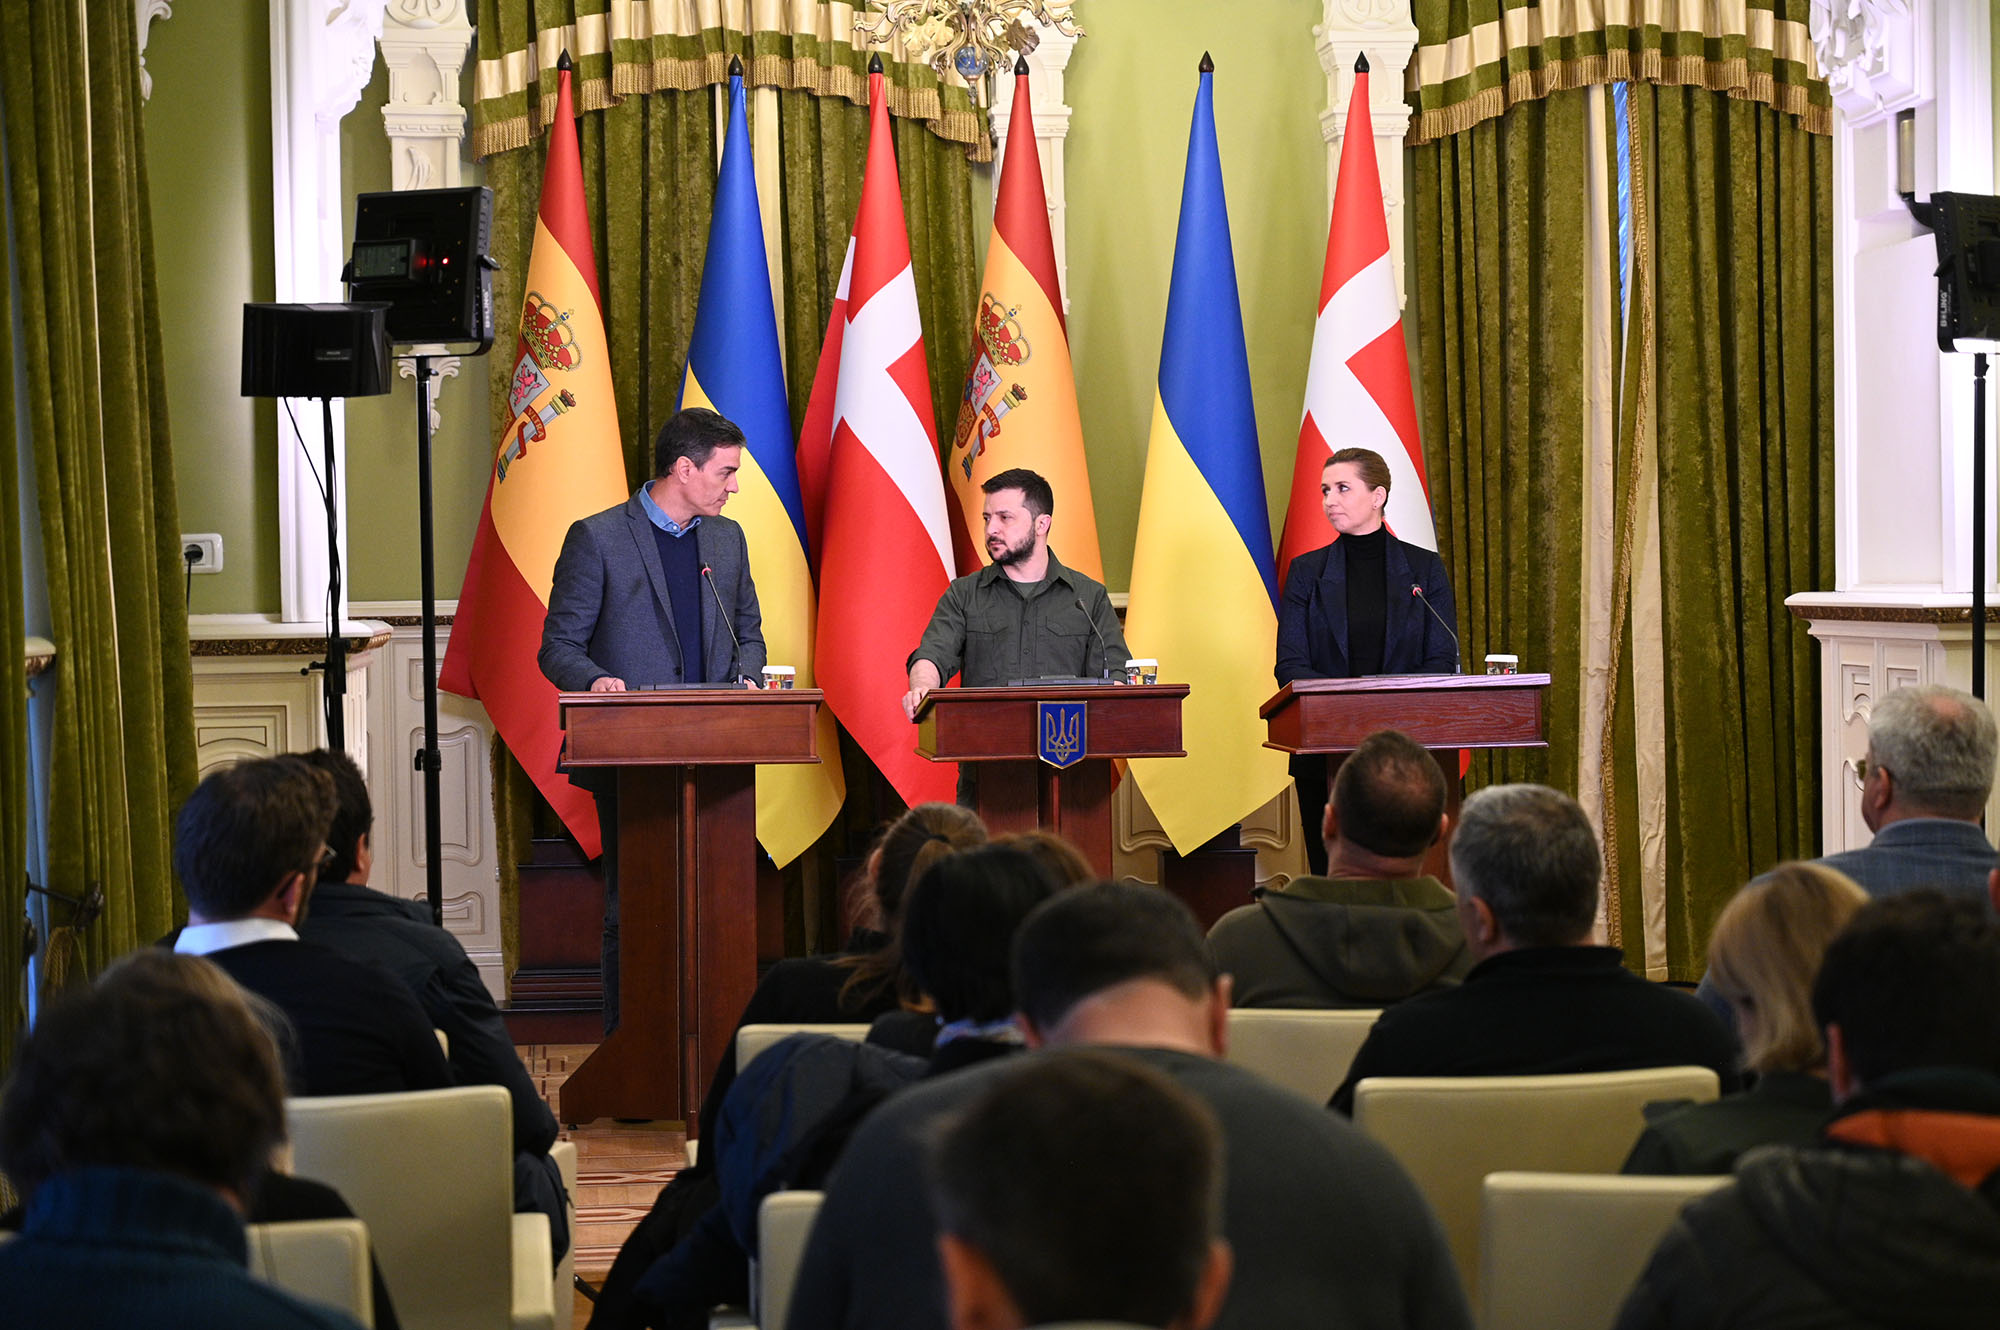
xmin=0 ymin=0 xmax=196 ymax=1038
xmin=0 ymin=99 xmax=24 ymax=1068
xmin=1634 ymin=84 xmax=1832 ymax=975
xmin=481 ymin=82 xmax=977 ymax=956
xmin=1411 ymin=89 xmax=1595 ymax=802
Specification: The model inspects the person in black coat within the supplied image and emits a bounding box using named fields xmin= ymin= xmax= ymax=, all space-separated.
xmin=293 ymin=749 xmax=568 ymax=1262
xmin=1275 ymin=447 xmax=1459 ymax=873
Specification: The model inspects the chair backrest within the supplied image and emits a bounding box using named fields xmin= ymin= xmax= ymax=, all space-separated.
xmin=247 ymin=1218 xmax=375 ymax=1328
xmin=737 ymin=1023 xmax=871 ymax=1068
xmin=756 ymin=1190 xmax=824 ymax=1330
xmin=287 ymin=1085 xmax=516 ymax=1330
xmin=1352 ymin=1066 xmax=1720 ymax=1301
xmin=1223 ymin=1008 xmax=1381 ymax=1101
xmin=1480 ymin=1171 xmax=1730 ymax=1330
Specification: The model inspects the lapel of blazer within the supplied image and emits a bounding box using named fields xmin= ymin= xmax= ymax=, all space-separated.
xmin=623 ymin=490 xmax=685 ymax=670
xmin=1383 ymin=536 xmax=1422 ymax=666
xmin=1316 ymin=540 xmax=1350 ymax=666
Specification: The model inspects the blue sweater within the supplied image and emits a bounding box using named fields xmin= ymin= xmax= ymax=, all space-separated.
xmin=0 ymin=1166 xmax=366 ymax=1329
xmin=652 ymin=524 xmax=708 ymax=683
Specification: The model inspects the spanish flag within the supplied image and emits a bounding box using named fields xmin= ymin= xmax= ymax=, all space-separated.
xmin=944 ymin=58 xmax=1102 ymax=580
xmin=439 ymin=58 xmax=627 ymax=858
xmin=681 ymin=67 xmax=845 ymax=866
xmin=1124 ymin=57 xmax=1291 ymax=854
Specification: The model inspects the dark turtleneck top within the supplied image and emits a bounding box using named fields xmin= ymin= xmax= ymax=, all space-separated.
xmin=1342 ymin=525 xmax=1388 ymax=676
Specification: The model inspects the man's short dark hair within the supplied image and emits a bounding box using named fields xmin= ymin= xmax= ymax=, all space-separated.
xmin=1813 ymin=890 xmax=2000 ymax=1085
xmin=299 ymin=749 xmax=371 ymax=884
xmin=0 ymin=950 xmax=288 ymax=1199
xmin=981 ymin=468 xmax=1053 ymax=519
xmin=173 ymin=756 xmax=335 ymax=919
xmin=900 ymin=844 xmax=1065 ymax=1024
xmin=1012 ymin=882 xmax=1216 ymax=1033
xmin=1333 ymin=730 xmax=1448 ymax=858
xmin=930 ymin=1050 xmax=1224 ymax=1329
xmin=652 ymin=406 xmax=745 ymax=478
xmin=1448 ymin=784 xmax=1600 ymax=946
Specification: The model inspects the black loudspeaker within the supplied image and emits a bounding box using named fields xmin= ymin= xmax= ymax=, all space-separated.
xmin=347 ymin=186 xmax=495 ymax=349
xmin=240 ymin=302 xmax=392 ymax=399
xmin=1929 ymin=192 xmax=2000 ymax=351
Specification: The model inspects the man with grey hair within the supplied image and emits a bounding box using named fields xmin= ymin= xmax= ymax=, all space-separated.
xmin=1330 ymin=784 xmax=1737 ymax=1113
xmin=1819 ymin=683 xmax=1998 ymax=903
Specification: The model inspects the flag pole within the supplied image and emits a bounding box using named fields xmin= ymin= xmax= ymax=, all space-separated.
xmin=415 ymin=353 xmax=443 ymax=923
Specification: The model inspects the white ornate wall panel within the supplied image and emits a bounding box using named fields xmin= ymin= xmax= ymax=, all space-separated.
xmin=1317 ymin=0 xmax=1419 ymax=305
xmin=355 ymin=604 xmax=503 ymax=999
xmin=190 ymin=616 xmax=387 ymax=776
xmin=987 ymin=18 xmax=1079 ymax=299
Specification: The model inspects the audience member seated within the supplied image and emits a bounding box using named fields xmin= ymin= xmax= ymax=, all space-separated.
xmin=1624 ymin=863 xmax=1865 ymax=1175
xmin=171 ymin=755 xmax=450 ymax=1096
xmin=1208 ymin=729 xmax=1469 ymax=1008
xmin=870 ymin=829 xmax=1097 ymax=1056
xmin=786 ymin=881 xmax=1471 ymax=1330
xmin=1819 ymin=683 xmax=1999 ymax=901
xmin=1616 ymin=891 xmax=2000 ymax=1328
xmin=0 ymin=950 xmax=367 ymax=1329
xmin=292 ymin=748 xmax=568 ymax=1261
xmin=1330 ymin=784 xmax=1737 ymax=1114
xmin=599 ymin=842 xmax=1061 ymax=1330
xmin=930 ymin=1051 xmax=1233 ymax=1330
xmin=586 ymin=803 xmax=986 ymax=1328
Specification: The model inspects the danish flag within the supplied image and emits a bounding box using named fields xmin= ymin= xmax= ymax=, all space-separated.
xmin=798 ymin=59 xmax=957 ymax=807
xmin=1275 ymin=60 xmax=1435 ymax=592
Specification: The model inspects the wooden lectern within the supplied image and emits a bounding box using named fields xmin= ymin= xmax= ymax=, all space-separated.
xmin=914 ymin=684 xmax=1188 ymax=876
xmin=1262 ymin=673 xmax=1552 ymax=883
xmin=553 ymin=688 xmax=823 ymax=1125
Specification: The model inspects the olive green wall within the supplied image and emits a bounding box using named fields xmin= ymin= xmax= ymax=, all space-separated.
xmin=145 ymin=0 xmax=277 ymax=613
xmin=338 ymin=67 xmax=492 ymax=604
xmin=1066 ymin=0 xmax=1327 ymax=592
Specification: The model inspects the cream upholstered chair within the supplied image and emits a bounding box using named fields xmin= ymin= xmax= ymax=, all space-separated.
xmin=1223 ymin=1008 xmax=1381 ymax=1101
xmin=754 ymin=1190 xmax=824 ymax=1330
xmin=246 ymin=1218 xmax=375 ymax=1327
xmin=287 ymin=1085 xmax=556 ymax=1330
xmin=736 ymin=1023 xmax=872 ymax=1069
xmin=1352 ymin=1066 xmax=1720 ymax=1302
xmin=550 ymin=1138 xmax=579 ymax=1328
xmin=1480 ymin=1172 xmax=1730 ymax=1330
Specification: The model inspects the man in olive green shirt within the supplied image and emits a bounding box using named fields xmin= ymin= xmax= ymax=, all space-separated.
xmin=902 ymin=468 xmax=1128 ymax=720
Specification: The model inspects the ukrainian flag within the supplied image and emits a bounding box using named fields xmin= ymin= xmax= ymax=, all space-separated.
xmin=681 ymin=69 xmax=844 ymax=866
xmin=1124 ymin=59 xmax=1291 ymax=855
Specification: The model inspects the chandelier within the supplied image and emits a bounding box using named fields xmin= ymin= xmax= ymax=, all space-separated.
xmin=853 ymin=0 xmax=1085 ymax=85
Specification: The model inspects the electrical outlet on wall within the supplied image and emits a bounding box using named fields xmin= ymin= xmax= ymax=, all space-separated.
xmin=181 ymin=533 xmax=223 ymax=574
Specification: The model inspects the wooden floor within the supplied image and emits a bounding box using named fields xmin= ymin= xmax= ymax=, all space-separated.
xmin=519 ymin=1044 xmax=689 ymax=1327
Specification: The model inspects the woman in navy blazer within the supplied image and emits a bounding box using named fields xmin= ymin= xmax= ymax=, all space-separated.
xmin=1275 ymin=447 xmax=1459 ymax=870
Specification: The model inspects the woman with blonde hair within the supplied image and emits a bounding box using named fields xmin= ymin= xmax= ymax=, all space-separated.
xmin=1624 ymin=862 xmax=1868 ymax=1174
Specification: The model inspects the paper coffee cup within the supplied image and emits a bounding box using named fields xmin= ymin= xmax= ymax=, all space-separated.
xmin=762 ymin=665 xmax=797 ymax=689
xmin=1124 ymin=658 xmax=1160 ymax=685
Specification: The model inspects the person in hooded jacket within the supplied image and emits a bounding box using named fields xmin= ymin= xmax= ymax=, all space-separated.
xmin=1208 ymin=729 xmax=1469 ymax=1009
xmin=1616 ymin=889 xmax=2000 ymax=1330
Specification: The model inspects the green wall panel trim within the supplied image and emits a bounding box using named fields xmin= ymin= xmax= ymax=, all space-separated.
xmin=1067 ymin=0 xmax=1326 ymax=593
xmin=144 ymin=0 xmax=278 ymax=614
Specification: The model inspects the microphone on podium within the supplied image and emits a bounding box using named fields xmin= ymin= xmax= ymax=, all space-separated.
xmin=1076 ymin=597 xmax=1117 ymax=679
xmin=702 ymin=566 xmax=744 ymax=681
xmin=1410 ymin=584 xmax=1461 ymax=670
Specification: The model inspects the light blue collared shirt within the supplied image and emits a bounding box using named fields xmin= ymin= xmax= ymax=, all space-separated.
xmin=640 ymin=480 xmax=702 ymax=538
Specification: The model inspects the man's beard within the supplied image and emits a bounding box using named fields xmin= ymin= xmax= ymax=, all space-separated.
xmin=988 ymin=532 xmax=1034 ymax=567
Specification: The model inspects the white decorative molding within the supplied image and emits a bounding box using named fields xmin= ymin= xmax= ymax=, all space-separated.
xmin=1315 ymin=0 xmax=1420 ymax=305
xmin=1811 ymin=0 xmax=1924 ymax=121
xmin=357 ymin=608 xmax=504 ymax=999
xmin=136 ymin=0 xmax=173 ymax=100
xmin=1792 ymin=598 xmax=2000 ymax=853
xmin=987 ymin=18 xmax=1079 ymax=299
xmin=397 ymin=353 xmax=462 ymax=432
xmin=272 ymin=0 xmax=389 ymax=625
xmin=381 ymin=0 xmax=474 ymax=191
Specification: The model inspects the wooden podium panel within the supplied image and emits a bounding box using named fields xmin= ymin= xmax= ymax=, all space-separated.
xmin=1261 ymin=673 xmax=1552 ymax=754
xmin=914 ymin=684 xmax=1187 ymax=877
xmin=554 ymin=689 xmax=822 ymax=1125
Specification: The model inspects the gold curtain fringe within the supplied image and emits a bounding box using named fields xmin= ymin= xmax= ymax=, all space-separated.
xmin=1410 ymin=54 xmax=1830 ymax=146
xmin=477 ymin=53 xmax=991 ymax=163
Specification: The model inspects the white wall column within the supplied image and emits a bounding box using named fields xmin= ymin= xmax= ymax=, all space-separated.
xmin=1796 ymin=0 xmax=1996 ymax=853
xmin=1316 ymin=1 xmax=1418 ymax=306
xmin=271 ymin=0 xmax=389 ymax=624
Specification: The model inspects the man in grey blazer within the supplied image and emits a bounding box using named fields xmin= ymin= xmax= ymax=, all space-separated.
xmin=539 ymin=406 xmax=766 ymax=1032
